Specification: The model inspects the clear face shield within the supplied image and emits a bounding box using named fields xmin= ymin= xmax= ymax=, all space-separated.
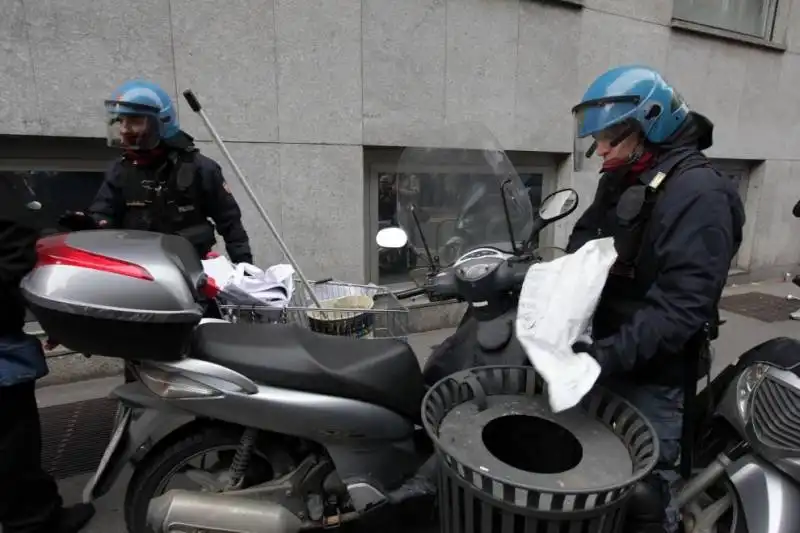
xmin=572 ymin=97 xmax=639 ymax=172
xmin=105 ymin=101 xmax=161 ymax=151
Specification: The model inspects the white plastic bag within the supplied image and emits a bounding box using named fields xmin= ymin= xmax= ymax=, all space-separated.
xmin=515 ymin=238 xmax=618 ymax=413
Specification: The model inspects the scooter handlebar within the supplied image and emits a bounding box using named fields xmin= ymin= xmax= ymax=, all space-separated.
xmin=182 ymin=90 xmax=203 ymax=113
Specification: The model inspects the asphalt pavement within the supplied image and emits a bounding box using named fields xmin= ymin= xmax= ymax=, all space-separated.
xmin=20 ymin=279 xmax=800 ymax=532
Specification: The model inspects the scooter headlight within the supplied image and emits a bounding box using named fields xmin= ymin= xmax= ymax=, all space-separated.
xmin=736 ymin=363 xmax=769 ymax=422
xmin=138 ymin=367 xmax=222 ymax=399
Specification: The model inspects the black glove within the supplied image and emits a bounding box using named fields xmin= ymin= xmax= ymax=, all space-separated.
xmin=572 ymin=341 xmax=595 ymax=356
xmin=58 ymin=211 xmax=100 ymax=231
xmin=793 ymin=199 xmax=800 ymax=218
xmin=572 ymin=340 xmax=613 ymax=373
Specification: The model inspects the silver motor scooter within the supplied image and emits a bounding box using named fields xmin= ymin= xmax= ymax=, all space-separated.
xmin=20 ymin=127 xmax=582 ymax=532
xmin=672 ymin=335 xmax=800 ymax=533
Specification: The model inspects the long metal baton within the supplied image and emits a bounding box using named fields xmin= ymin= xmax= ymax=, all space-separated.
xmin=182 ymin=89 xmax=322 ymax=309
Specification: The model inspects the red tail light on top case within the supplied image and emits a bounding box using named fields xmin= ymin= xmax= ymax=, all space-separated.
xmin=35 ymin=234 xmax=154 ymax=281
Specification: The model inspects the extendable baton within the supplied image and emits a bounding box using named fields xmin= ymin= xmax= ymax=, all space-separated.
xmin=182 ymin=89 xmax=322 ymax=308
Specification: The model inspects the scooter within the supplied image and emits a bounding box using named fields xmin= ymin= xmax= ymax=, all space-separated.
xmin=672 ymin=334 xmax=800 ymax=533
xmin=19 ymin=184 xmax=577 ymax=533
xmin=20 ymin=116 xmax=583 ymax=533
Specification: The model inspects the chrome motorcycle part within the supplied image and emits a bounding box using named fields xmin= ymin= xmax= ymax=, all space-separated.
xmin=147 ymin=490 xmax=303 ymax=533
xmin=125 ymin=425 xmax=299 ymax=532
xmin=225 ymin=428 xmax=259 ymax=490
xmin=727 ymin=453 xmax=800 ymax=533
xmin=751 ymin=366 xmax=800 ymax=452
xmin=674 ymin=454 xmax=732 ymax=508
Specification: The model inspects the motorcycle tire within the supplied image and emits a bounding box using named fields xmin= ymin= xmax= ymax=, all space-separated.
xmin=123 ymin=425 xmax=297 ymax=533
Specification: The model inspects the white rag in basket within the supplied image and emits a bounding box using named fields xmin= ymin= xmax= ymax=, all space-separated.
xmin=201 ymin=256 xmax=295 ymax=308
xmin=515 ymin=238 xmax=618 ymax=413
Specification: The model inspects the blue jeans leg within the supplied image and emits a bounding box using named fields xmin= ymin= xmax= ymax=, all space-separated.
xmin=606 ymin=380 xmax=684 ymax=533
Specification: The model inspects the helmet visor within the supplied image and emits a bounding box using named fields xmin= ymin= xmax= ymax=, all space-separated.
xmin=106 ymin=113 xmax=160 ymax=151
xmin=572 ymin=99 xmax=638 ymax=172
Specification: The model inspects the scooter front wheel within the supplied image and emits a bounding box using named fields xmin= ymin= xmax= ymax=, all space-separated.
xmin=124 ymin=424 xmax=299 ymax=533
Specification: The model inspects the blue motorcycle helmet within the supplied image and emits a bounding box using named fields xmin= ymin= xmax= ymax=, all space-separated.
xmin=104 ymin=80 xmax=180 ymax=151
xmin=571 ymin=65 xmax=689 ymax=171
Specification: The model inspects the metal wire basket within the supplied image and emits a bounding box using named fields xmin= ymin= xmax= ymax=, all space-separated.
xmin=217 ymin=279 xmax=410 ymax=341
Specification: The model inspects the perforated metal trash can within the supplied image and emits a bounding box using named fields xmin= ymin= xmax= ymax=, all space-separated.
xmin=422 ymin=366 xmax=660 ymax=533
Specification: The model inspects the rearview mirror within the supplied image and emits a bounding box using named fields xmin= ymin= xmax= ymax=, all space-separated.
xmin=376 ymin=227 xmax=409 ymax=249
xmin=538 ymin=189 xmax=579 ymax=222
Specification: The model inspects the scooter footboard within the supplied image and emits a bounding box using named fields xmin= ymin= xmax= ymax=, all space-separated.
xmin=82 ymin=381 xmax=195 ymax=502
xmin=726 ymin=454 xmax=800 ymax=533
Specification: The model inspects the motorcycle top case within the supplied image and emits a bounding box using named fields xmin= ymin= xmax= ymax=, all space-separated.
xmin=21 ymin=230 xmax=207 ymax=362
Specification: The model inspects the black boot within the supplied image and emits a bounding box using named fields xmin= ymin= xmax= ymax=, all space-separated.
xmin=387 ymin=455 xmax=438 ymax=505
xmin=52 ymin=503 xmax=96 ymax=533
xmin=624 ymin=476 xmax=668 ymax=533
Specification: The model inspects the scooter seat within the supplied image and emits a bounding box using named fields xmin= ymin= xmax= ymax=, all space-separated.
xmin=191 ymin=323 xmax=425 ymax=420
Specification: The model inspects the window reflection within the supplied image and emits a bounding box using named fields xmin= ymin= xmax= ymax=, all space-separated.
xmin=377 ymin=171 xmax=544 ymax=286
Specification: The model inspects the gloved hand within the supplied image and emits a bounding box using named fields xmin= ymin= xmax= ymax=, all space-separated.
xmin=572 ymin=340 xmax=613 ymax=372
xmin=58 ymin=211 xmax=103 ymax=231
xmin=572 ymin=341 xmax=595 ymax=356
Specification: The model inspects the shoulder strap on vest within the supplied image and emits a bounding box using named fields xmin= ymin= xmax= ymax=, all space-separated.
xmin=614 ymin=152 xmax=710 ymax=271
xmin=168 ymin=148 xmax=198 ymax=192
xmin=636 ymin=150 xmax=709 ymax=193
xmin=637 ymin=151 xmax=712 ymax=221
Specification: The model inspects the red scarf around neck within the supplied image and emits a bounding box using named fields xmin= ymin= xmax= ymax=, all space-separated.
xmin=602 ymin=151 xmax=655 ymax=184
xmin=124 ymin=147 xmax=168 ymax=167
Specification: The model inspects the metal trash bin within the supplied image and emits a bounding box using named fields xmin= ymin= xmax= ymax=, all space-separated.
xmin=422 ymin=366 xmax=660 ymax=533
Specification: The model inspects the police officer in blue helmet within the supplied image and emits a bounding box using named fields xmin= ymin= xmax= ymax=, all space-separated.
xmin=66 ymin=80 xmax=252 ymax=265
xmin=568 ymin=66 xmax=746 ymax=532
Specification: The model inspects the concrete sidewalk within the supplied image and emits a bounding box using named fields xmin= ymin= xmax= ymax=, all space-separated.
xmin=30 ymin=278 xmax=800 ymax=532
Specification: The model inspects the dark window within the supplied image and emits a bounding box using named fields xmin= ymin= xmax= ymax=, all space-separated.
xmin=1 ymin=170 xmax=105 ymax=236
xmin=673 ymin=0 xmax=779 ymax=40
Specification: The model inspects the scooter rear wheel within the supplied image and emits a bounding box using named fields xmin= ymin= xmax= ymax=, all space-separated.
xmin=123 ymin=424 xmax=298 ymax=533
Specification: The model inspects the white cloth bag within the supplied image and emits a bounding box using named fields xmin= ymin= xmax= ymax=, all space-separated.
xmin=515 ymin=237 xmax=618 ymax=413
xmin=201 ymin=255 xmax=296 ymax=308
xmin=225 ymin=263 xmax=295 ymax=308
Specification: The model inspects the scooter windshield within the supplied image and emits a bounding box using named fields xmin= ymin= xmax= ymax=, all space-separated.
xmin=395 ymin=123 xmax=534 ymax=266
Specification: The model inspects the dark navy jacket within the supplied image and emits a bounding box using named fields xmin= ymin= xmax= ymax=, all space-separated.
xmin=0 ymin=177 xmax=48 ymax=387
xmin=567 ymin=113 xmax=746 ymax=386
